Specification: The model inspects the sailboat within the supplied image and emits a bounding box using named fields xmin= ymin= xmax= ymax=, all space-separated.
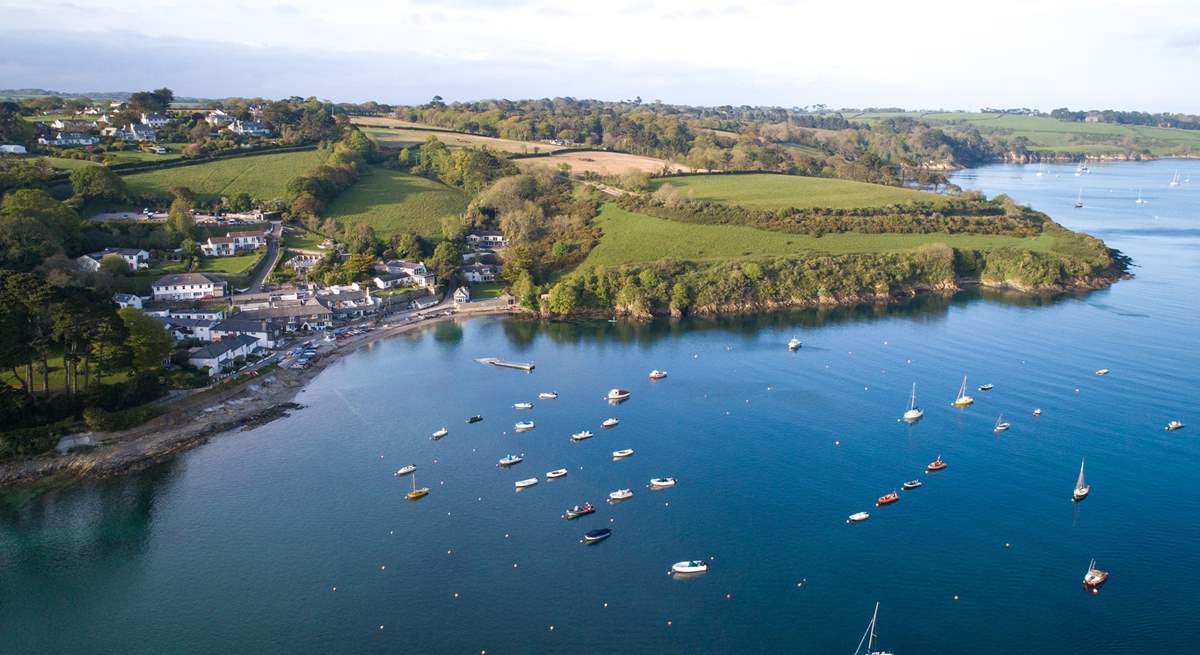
xmin=1169 ymin=170 xmax=1181 ymax=187
xmin=1135 ymin=189 xmax=1147 ymax=205
xmin=853 ymin=602 xmax=894 ymax=655
xmin=993 ymin=414 xmax=1010 ymax=432
xmin=1074 ymin=188 xmax=1084 ymax=208
xmin=1072 ymin=458 xmax=1090 ymax=501
xmin=406 ymin=474 xmax=429 ymax=500
xmin=1035 ymin=163 xmax=1046 ymax=177
xmin=902 ymin=383 xmax=924 ymax=422
xmin=952 ymin=375 xmax=974 ymax=407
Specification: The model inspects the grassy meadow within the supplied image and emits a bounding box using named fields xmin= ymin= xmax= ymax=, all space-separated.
xmin=324 ymin=166 xmax=468 ymax=240
xmin=358 ymin=126 xmax=566 ymax=154
xmin=121 ymin=149 xmax=326 ymax=201
xmin=650 ymin=174 xmax=942 ymax=210
xmin=580 ymin=205 xmax=1052 ymax=267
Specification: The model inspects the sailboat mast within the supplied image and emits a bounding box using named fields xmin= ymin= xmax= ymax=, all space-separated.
xmin=868 ymin=602 xmax=879 ymax=650
xmin=1077 ymin=458 xmax=1086 ymax=488
xmin=910 ymin=383 xmax=917 ymax=411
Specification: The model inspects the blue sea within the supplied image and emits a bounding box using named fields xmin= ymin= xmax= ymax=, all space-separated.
xmin=2 ymin=160 xmax=1198 ymax=654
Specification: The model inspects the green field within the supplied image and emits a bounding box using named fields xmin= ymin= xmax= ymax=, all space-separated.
xmin=195 ymin=253 xmax=261 ymax=274
xmin=651 ymin=174 xmax=942 ymax=210
xmin=468 ymin=282 xmax=506 ymax=299
xmin=358 ymin=126 xmax=565 ymax=154
xmin=325 ymin=166 xmax=468 ymax=240
xmin=283 ymin=229 xmax=325 ymax=252
xmin=121 ymin=149 xmax=326 ymax=201
xmin=580 ymin=204 xmax=1052 ymax=267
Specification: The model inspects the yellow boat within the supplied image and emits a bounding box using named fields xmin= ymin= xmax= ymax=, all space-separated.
xmin=406 ymin=474 xmax=429 ymax=500
xmin=952 ymin=375 xmax=974 ymax=407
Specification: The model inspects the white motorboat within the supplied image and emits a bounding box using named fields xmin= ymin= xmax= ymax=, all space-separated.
xmin=1072 ymin=457 xmax=1090 ymax=501
xmin=571 ymin=430 xmax=594 ymax=441
xmin=977 ymin=383 xmax=994 ymax=391
xmin=649 ymin=477 xmax=677 ymax=489
xmin=514 ymin=421 xmax=535 ymax=432
xmin=993 ymin=415 xmax=1010 ymax=432
xmin=394 ymin=464 xmax=417 ymax=476
xmin=431 ymin=427 xmax=448 ymax=439
xmin=498 ymin=453 xmax=525 ymax=467
xmin=853 ymin=602 xmax=894 ymax=655
xmin=538 ymin=392 xmax=558 ymax=400
xmin=952 ymin=375 xmax=974 ymax=407
xmin=1095 ymin=368 xmax=1110 ymax=376
xmin=847 ymin=511 xmax=870 ymax=523
xmin=546 ymin=468 xmax=568 ymax=479
xmin=1165 ymin=420 xmax=1185 ymax=432
xmin=788 ymin=337 xmax=802 ymax=351
xmin=513 ymin=402 xmax=534 ymax=409
xmin=902 ymin=383 xmax=924 ymax=422
xmin=607 ymin=388 xmax=631 ymax=402
xmin=515 ymin=478 xmax=538 ymax=489
xmin=671 ymin=560 xmax=708 ymax=574
xmin=648 ymin=370 xmax=668 ymax=380
xmin=1033 ymin=408 xmax=1042 ymax=416
xmin=612 ymin=449 xmax=634 ymax=459
xmin=608 ymin=488 xmax=633 ymax=502
xmin=601 ymin=418 xmax=620 ymax=428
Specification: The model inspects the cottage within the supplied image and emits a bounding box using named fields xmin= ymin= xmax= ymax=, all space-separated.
xmin=373 ymin=273 xmax=410 ymax=289
xmin=211 ymin=318 xmax=283 ymax=349
xmin=238 ymin=299 xmax=333 ymax=331
xmin=155 ymin=317 xmax=219 ymax=342
xmin=461 ymin=263 xmax=497 ymax=283
xmin=381 ymin=259 xmax=436 ymax=289
xmin=151 ymin=272 xmax=228 ymax=301
xmin=188 ymin=334 xmax=260 ymax=377
xmin=317 ymin=285 xmax=381 ymax=319
xmin=77 ymin=247 xmax=151 ymax=272
xmin=50 ymin=119 xmax=93 ymax=132
xmin=465 ymin=230 xmax=509 ymax=249
xmin=122 ymin=123 xmax=157 ymax=142
xmin=453 ymin=286 xmax=471 ymax=304
xmin=39 ymin=133 xmax=100 ymax=147
xmin=228 ymin=119 xmax=271 ymax=137
xmin=205 ymin=109 xmax=235 ymax=127
xmin=112 ymin=292 xmax=143 ymax=309
xmin=140 ymin=113 xmax=171 ymax=128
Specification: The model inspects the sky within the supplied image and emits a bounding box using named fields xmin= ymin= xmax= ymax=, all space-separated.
xmin=1 ymin=0 xmax=1199 ymax=111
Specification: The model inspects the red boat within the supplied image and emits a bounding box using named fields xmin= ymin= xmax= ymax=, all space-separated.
xmin=1083 ymin=559 xmax=1109 ymax=592
xmin=876 ymin=491 xmax=900 ymax=506
xmin=926 ymin=456 xmax=948 ymax=473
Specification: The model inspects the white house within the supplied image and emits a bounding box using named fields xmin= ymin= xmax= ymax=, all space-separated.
xmin=112 ymin=292 xmax=143 ymax=309
xmin=0 ymin=144 xmax=28 ymax=155
xmin=77 ymin=247 xmax=151 ymax=272
xmin=238 ymin=299 xmax=333 ymax=331
xmin=188 ymin=334 xmax=260 ymax=377
xmin=228 ymin=119 xmax=271 ymax=137
xmin=380 ymin=259 xmax=435 ymax=289
xmin=199 ymin=230 xmax=268 ymax=256
xmin=39 ymin=133 xmax=99 ymax=147
xmin=156 ymin=317 xmax=219 ymax=342
xmin=461 ymin=263 xmax=497 ymax=283
xmin=205 ymin=109 xmax=235 ymax=127
xmin=50 ymin=119 xmax=93 ymax=131
xmin=466 ymin=230 xmax=508 ymax=249
xmin=211 ymin=318 xmax=283 ymax=349
xmin=373 ymin=273 xmax=410 ymax=289
xmin=122 ymin=123 xmax=157 ymax=142
xmin=151 ymin=272 xmax=229 ymax=301
xmin=453 ymin=286 xmax=471 ymax=304
xmin=140 ymin=113 xmax=171 ymax=128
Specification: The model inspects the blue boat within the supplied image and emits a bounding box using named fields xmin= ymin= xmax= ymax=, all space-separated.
xmin=581 ymin=528 xmax=611 ymax=544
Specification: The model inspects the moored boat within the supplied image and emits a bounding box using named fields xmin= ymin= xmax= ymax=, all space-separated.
xmin=847 ymin=511 xmax=870 ymax=523
xmin=1165 ymin=420 xmax=1185 ymax=432
xmin=901 ymin=479 xmax=922 ymax=490
xmin=601 ymin=418 xmax=620 ymax=428
xmin=1072 ymin=457 xmax=1090 ymax=501
xmin=953 ymin=375 xmax=974 ymax=407
xmin=993 ymin=415 xmax=1010 ymax=432
xmin=1095 ymin=368 xmax=1110 ymax=376
xmin=649 ymin=370 xmax=668 ymax=380
xmin=1083 ymin=559 xmax=1109 ymax=592
xmin=431 ymin=427 xmax=449 ymax=439
xmin=514 ymin=420 xmax=535 ymax=432
xmin=978 ymin=383 xmax=994 ymax=391
xmin=612 ymin=449 xmax=634 ymax=459
xmin=853 ymin=602 xmax=893 ymax=655
xmin=406 ymin=475 xmax=429 ymax=500
xmin=649 ymin=477 xmax=677 ymax=489
xmin=466 ymin=414 xmax=483 ymax=424
xmin=1032 ymin=408 xmax=1042 ymax=416
xmin=582 ymin=528 xmax=612 ymax=544
xmin=498 ymin=453 xmax=525 ymax=467
xmin=546 ymin=468 xmax=568 ymax=479
xmin=571 ymin=430 xmax=594 ymax=441
xmin=513 ymin=402 xmax=533 ymax=410
xmin=515 ymin=478 xmax=538 ymax=489
xmin=902 ymin=383 xmax=923 ymax=422
xmin=926 ymin=456 xmax=947 ymax=473
xmin=394 ymin=464 xmax=417 ymax=477
xmin=608 ymin=488 xmax=633 ymax=502
xmin=538 ymin=392 xmax=558 ymax=400
xmin=876 ymin=491 xmax=900 ymax=507
xmin=607 ymin=388 xmax=631 ymax=402
xmin=788 ymin=337 xmax=802 ymax=351
xmin=671 ymin=560 xmax=708 ymax=574
xmin=562 ymin=503 xmax=595 ymax=519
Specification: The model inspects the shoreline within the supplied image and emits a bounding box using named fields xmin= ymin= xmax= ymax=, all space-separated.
xmin=0 ymin=302 xmax=519 ymax=491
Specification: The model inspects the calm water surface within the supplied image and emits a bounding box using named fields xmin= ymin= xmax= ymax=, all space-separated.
xmin=2 ymin=160 xmax=1198 ymax=654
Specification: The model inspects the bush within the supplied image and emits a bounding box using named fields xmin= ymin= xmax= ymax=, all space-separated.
xmin=82 ymin=404 xmax=164 ymax=432
xmin=0 ymin=420 xmax=73 ymax=459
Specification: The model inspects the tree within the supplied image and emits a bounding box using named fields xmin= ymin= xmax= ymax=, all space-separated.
xmin=0 ymin=101 xmax=36 ymax=146
xmin=227 ymin=192 xmax=252 ymax=212
xmin=545 ymin=280 xmax=579 ymax=315
xmin=0 ymin=189 xmax=81 ymax=269
xmin=118 ymin=308 xmax=172 ymax=373
xmin=170 ymin=186 xmax=196 ymax=205
xmin=342 ymin=253 xmax=376 ymax=282
xmin=430 ymin=240 xmax=463 ymax=282
xmin=70 ymin=166 xmax=128 ymax=202
xmin=100 ymin=253 xmax=129 ymax=276
xmin=390 ymin=232 xmax=423 ymax=259
xmin=167 ymin=197 xmax=194 ymax=239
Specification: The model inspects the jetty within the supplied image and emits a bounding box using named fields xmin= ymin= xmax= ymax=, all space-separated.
xmin=476 ymin=357 xmax=536 ymax=372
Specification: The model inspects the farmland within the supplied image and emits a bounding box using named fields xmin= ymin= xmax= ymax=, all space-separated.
xmin=121 ymin=149 xmax=326 ymax=201
xmin=358 ymin=125 xmax=567 ymax=154
xmin=649 ymin=174 xmax=942 ymax=210
xmin=517 ymin=151 xmax=692 ymax=176
xmin=324 ymin=166 xmax=468 ymax=240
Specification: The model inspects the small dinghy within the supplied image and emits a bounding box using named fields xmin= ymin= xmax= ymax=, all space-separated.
xmin=562 ymin=503 xmax=595 ymax=519
xmin=648 ymin=370 xmax=668 ymax=380
xmin=649 ymin=477 xmax=676 ymax=489
xmin=608 ymin=488 xmax=633 ymax=503
xmin=671 ymin=560 xmax=708 ymax=575
xmin=607 ymin=388 xmax=631 ymax=402
xmin=515 ymin=478 xmax=538 ymax=489
xmin=513 ymin=402 xmax=533 ymax=410
xmin=1095 ymin=368 xmax=1110 ymax=376
xmin=514 ymin=421 xmax=535 ymax=432
xmin=601 ymin=418 xmax=620 ymax=428
xmin=876 ymin=491 xmax=900 ymax=507
xmin=497 ymin=453 xmax=525 ymax=467
xmin=1083 ymin=559 xmax=1110 ymax=592
xmin=546 ymin=468 xmax=568 ymax=480
xmin=847 ymin=511 xmax=870 ymax=523
xmin=571 ymin=430 xmax=594 ymax=441
xmin=431 ymin=427 xmax=449 ymax=439
xmin=466 ymin=415 xmax=483 ymax=424
xmin=926 ymin=456 xmax=947 ymax=473
xmin=1165 ymin=420 xmax=1185 ymax=432
xmin=993 ymin=415 xmax=1010 ymax=432
xmin=612 ymin=449 xmax=634 ymax=459
xmin=788 ymin=337 xmax=802 ymax=351
xmin=582 ymin=528 xmax=612 ymax=544
xmin=394 ymin=464 xmax=417 ymax=477
xmin=1032 ymin=408 xmax=1042 ymax=416
xmin=901 ymin=479 xmax=922 ymax=490
xmin=538 ymin=391 xmax=559 ymax=400
xmin=978 ymin=383 xmax=995 ymax=392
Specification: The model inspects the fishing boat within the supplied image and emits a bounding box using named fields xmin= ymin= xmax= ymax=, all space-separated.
xmin=1033 ymin=408 xmax=1042 ymax=416
xmin=515 ymin=478 xmax=538 ymax=489
xmin=993 ymin=415 xmax=1010 ymax=432
xmin=406 ymin=475 xmax=429 ymax=500
xmin=926 ymin=456 xmax=947 ymax=473
xmin=671 ymin=560 xmax=708 ymax=574
xmin=612 ymin=449 xmax=634 ymax=459
xmin=1170 ymin=170 xmax=1182 ymax=187
xmin=901 ymin=480 xmax=922 ymax=490
xmin=514 ymin=421 xmax=535 ymax=432
xmin=466 ymin=415 xmax=483 ymax=424
xmin=847 ymin=511 xmax=870 ymax=523
xmin=546 ymin=468 xmax=568 ymax=479
xmin=853 ymin=602 xmax=894 ymax=655
xmin=788 ymin=337 xmax=803 ymax=351
xmin=952 ymin=375 xmax=974 ymax=407
xmin=649 ymin=477 xmax=677 ymax=489
xmin=1083 ymin=559 xmax=1110 ymax=592
xmin=648 ymin=370 xmax=668 ymax=380
xmin=538 ymin=392 xmax=558 ymax=400
xmin=607 ymin=388 xmax=631 ymax=402
xmin=431 ymin=427 xmax=449 ymax=439
xmin=902 ymin=383 xmax=924 ymax=422
xmin=497 ymin=453 xmax=525 ymax=467
xmin=1095 ymin=368 xmax=1110 ymax=376
xmin=571 ymin=430 xmax=594 ymax=441
xmin=1165 ymin=420 xmax=1185 ymax=432
xmin=876 ymin=491 xmax=900 ymax=507
xmin=601 ymin=418 xmax=620 ymax=428
xmin=1072 ymin=458 xmax=1090 ymax=501
xmin=1135 ymin=189 xmax=1148 ymax=205
xmin=1074 ymin=188 xmax=1084 ymax=208
xmin=394 ymin=464 xmax=417 ymax=476
xmin=582 ymin=528 xmax=612 ymax=544
xmin=562 ymin=503 xmax=595 ymax=519
xmin=513 ymin=402 xmax=533 ymax=410
xmin=608 ymin=488 xmax=633 ymax=502
xmin=977 ymin=383 xmax=994 ymax=391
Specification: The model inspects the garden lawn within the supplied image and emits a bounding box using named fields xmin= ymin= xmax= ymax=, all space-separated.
xmin=650 ymin=174 xmax=943 ymax=210
xmin=325 ymin=166 xmax=468 ymax=240
xmin=195 ymin=253 xmax=261 ymax=275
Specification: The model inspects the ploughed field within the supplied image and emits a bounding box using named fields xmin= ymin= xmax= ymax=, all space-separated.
xmin=357 ymin=125 xmax=567 ymax=155
xmin=323 ymin=165 xmax=468 ymax=240
xmin=517 ymin=151 xmax=693 ymax=176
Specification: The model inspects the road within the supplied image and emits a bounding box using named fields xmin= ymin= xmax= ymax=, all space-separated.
xmin=246 ymin=221 xmax=283 ymax=293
